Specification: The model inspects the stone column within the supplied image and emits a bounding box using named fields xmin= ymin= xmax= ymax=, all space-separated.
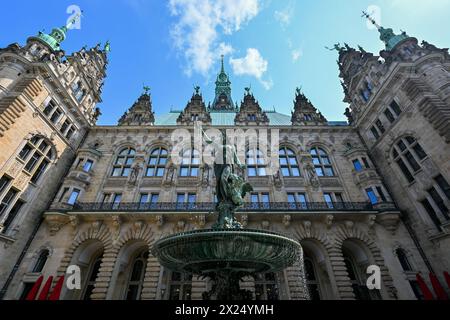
xmin=328 ymin=247 xmax=355 ymax=300
xmin=141 ymin=255 xmax=161 ymax=300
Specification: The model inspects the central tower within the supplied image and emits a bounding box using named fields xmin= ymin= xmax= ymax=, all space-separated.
xmin=210 ymin=55 xmax=236 ymax=112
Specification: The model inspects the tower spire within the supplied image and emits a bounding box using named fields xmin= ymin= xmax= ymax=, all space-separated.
xmin=361 ymin=10 xmax=412 ymax=51
xmin=31 ymin=11 xmax=82 ymax=52
xmin=220 ymin=54 xmax=225 ymax=73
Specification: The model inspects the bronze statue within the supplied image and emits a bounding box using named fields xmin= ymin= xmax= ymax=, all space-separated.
xmin=202 ymin=129 xmax=253 ymax=229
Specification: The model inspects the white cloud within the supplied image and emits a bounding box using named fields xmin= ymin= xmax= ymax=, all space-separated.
xmin=230 ymin=48 xmax=273 ymax=90
xmin=274 ymin=1 xmax=295 ymax=28
xmin=168 ymin=0 xmax=260 ymax=76
xmin=291 ymin=48 xmax=302 ymax=62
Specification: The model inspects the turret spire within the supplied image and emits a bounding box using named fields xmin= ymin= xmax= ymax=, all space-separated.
xmin=33 ymin=11 xmax=82 ymax=52
xmin=362 ymin=10 xmax=411 ymax=51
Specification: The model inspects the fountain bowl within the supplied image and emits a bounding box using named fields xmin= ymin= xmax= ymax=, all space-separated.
xmin=152 ymin=228 xmax=302 ymax=276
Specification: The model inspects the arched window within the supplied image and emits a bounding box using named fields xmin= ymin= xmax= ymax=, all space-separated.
xmin=112 ymin=147 xmax=136 ymax=177
xmin=310 ymin=147 xmax=334 ymax=177
xmin=125 ymin=250 xmax=149 ymax=300
xmin=18 ymin=136 xmax=54 ymax=184
xmin=82 ymin=256 xmax=102 ymax=300
xmin=180 ymin=149 xmax=200 ymax=177
xmin=146 ymin=147 xmax=168 ymax=177
xmin=304 ymin=256 xmax=321 ymax=300
xmin=32 ymin=249 xmax=49 ymax=273
xmin=395 ymin=248 xmax=413 ymax=272
xmin=247 ymin=148 xmax=267 ymax=177
xmin=279 ymin=147 xmax=300 ymax=177
xmin=392 ymin=136 xmax=427 ymax=183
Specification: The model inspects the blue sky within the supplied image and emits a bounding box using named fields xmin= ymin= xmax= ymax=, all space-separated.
xmin=1 ymin=0 xmax=450 ymax=125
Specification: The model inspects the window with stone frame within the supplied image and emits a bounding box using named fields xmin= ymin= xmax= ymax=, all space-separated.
xmin=392 ymin=136 xmax=427 ymax=183
xmin=250 ymin=192 xmax=270 ymax=209
xmin=112 ymin=147 xmax=136 ymax=177
xmin=179 ymin=149 xmax=200 ymax=177
xmin=146 ymin=147 xmax=168 ymax=177
xmin=2 ymin=199 xmax=24 ymax=234
xmin=279 ymin=147 xmax=300 ymax=177
xmin=19 ymin=136 xmax=54 ymax=185
xmin=32 ymin=249 xmax=50 ymax=273
xmin=125 ymin=250 xmax=149 ymax=300
xmin=310 ymin=147 xmax=334 ymax=177
xmin=395 ymin=248 xmax=413 ymax=272
xmin=246 ymin=147 xmax=267 ymax=177
xmin=287 ymin=192 xmax=307 ymax=209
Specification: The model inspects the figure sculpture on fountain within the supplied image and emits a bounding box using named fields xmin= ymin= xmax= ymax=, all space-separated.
xmin=202 ymin=128 xmax=253 ymax=229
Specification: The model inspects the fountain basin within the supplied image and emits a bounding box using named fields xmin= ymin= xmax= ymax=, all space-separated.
xmin=152 ymin=229 xmax=302 ymax=276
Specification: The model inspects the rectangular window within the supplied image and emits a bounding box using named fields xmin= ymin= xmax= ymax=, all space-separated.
xmin=352 ymin=159 xmax=363 ymax=172
xmin=24 ymin=152 xmax=42 ymax=172
xmin=335 ymin=193 xmax=344 ymax=203
xmin=384 ymin=108 xmax=396 ymax=123
xmin=0 ymin=189 xmax=18 ymax=216
xmin=67 ymin=189 xmax=80 ymax=205
xmin=390 ymin=101 xmax=402 ymax=116
xmin=0 ymin=176 xmax=12 ymax=195
xmin=66 ymin=127 xmax=75 ymax=139
xmin=396 ymin=159 xmax=415 ymax=183
xmin=366 ymin=188 xmax=378 ymax=205
xmin=362 ymin=157 xmax=371 ymax=169
xmin=324 ymin=193 xmax=334 ymax=209
xmin=50 ymin=108 xmax=62 ymax=124
xmin=370 ymin=126 xmax=380 ymax=140
xmin=60 ymin=120 xmax=70 ymax=134
xmin=405 ymin=151 xmax=421 ymax=172
xmin=177 ymin=194 xmax=186 ymax=203
xmin=376 ymin=187 xmax=387 ymax=202
xmin=2 ymin=199 xmax=24 ymax=233
xmin=375 ymin=119 xmax=385 ymax=134
xmin=59 ymin=188 xmax=69 ymax=202
xmin=43 ymin=101 xmax=56 ymax=116
xmin=83 ymin=160 xmax=94 ymax=173
xmin=31 ymin=159 xmax=49 ymax=184
xmin=101 ymin=194 xmax=111 ymax=205
xmin=150 ymin=194 xmax=159 ymax=204
xmin=139 ymin=194 xmax=149 ymax=204
xmin=18 ymin=144 xmax=33 ymax=161
xmin=428 ymin=188 xmax=449 ymax=220
xmin=421 ymin=199 xmax=442 ymax=231
xmin=435 ymin=175 xmax=450 ymax=200
xmin=112 ymin=194 xmax=122 ymax=209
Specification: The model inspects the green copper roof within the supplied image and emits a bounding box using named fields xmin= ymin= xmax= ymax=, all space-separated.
xmin=154 ymin=111 xmax=348 ymax=127
xmin=34 ymin=13 xmax=80 ymax=52
xmin=362 ymin=11 xmax=412 ymax=51
xmin=211 ymin=56 xmax=234 ymax=111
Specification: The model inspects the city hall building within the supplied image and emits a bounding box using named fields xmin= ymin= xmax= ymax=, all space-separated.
xmin=0 ymin=17 xmax=449 ymax=301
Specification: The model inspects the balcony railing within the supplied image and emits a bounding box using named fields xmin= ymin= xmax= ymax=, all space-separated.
xmin=70 ymin=202 xmax=398 ymax=213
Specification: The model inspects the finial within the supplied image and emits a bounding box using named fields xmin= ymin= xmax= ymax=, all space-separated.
xmin=220 ymin=54 xmax=225 ymax=73
xmin=64 ymin=10 xmax=83 ymax=31
xmin=143 ymin=85 xmax=151 ymax=95
xmin=295 ymin=86 xmax=302 ymax=95
xmin=244 ymin=85 xmax=251 ymax=95
xmin=104 ymin=40 xmax=111 ymax=53
xmin=194 ymin=85 xmax=201 ymax=95
xmin=362 ymin=10 xmax=381 ymax=29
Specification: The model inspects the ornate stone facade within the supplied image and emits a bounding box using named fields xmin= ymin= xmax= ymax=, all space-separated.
xmin=0 ymin=17 xmax=449 ymax=301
